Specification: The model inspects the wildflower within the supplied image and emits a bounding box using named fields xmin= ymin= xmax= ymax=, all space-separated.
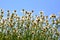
xmin=26 ymin=11 xmax=30 ymax=14
xmin=46 ymin=20 xmax=48 ymax=23
xmin=1 ymin=9 xmax=3 ymax=11
xmin=1 ymin=11 xmax=4 ymax=14
xmin=10 ymin=23 xmax=13 ymax=28
xmin=32 ymin=10 xmax=34 ymax=13
xmin=31 ymin=31 xmax=35 ymax=34
xmin=37 ymin=18 xmax=40 ymax=22
xmin=52 ymin=20 xmax=55 ymax=24
xmin=45 ymin=26 xmax=49 ymax=29
xmin=0 ymin=9 xmax=60 ymax=40
xmin=29 ymin=12 xmax=32 ymax=15
xmin=40 ymin=18 xmax=43 ymax=22
xmin=2 ymin=19 xmax=5 ymax=23
xmin=48 ymin=36 xmax=52 ymax=40
xmin=0 ymin=9 xmax=4 ymax=14
xmin=14 ymin=15 xmax=17 ymax=18
xmin=42 ymin=16 xmax=45 ymax=20
xmin=47 ymin=24 xmax=51 ymax=28
xmin=50 ymin=14 xmax=56 ymax=18
xmin=55 ymin=32 xmax=60 ymax=36
xmin=12 ymin=13 xmax=14 ymax=17
xmin=17 ymin=17 xmax=20 ymax=19
xmin=18 ymin=36 xmax=20 ymax=38
xmin=22 ymin=9 xmax=24 ymax=12
xmin=21 ymin=9 xmax=26 ymax=14
xmin=13 ymin=29 xmax=16 ymax=33
xmin=45 ymin=16 xmax=48 ymax=19
xmin=25 ymin=26 xmax=28 ymax=29
xmin=14 ymin=10 xmax=16 ymax=12
xmin=22 ymin=16 xmax=25 ymax=20
xmin=10 ymin=18 xmax=13 ymax=22
xmin=7 ymin=30 xmax=10 ymax=33
xmin=25 ymin=11 xmax=27 ymax=13
xmin=44 ymin=29 xmax=47 ymax=32
xmin=32 ymin=22 xmax=37 ymax=27
xmin=7 ymin=10 xmax=10 ymax=12
xmin=41 ymin=31 xmax=44 ymax=35
xmin=36 ymin=16 xmax=40 ymax=22
xmin=27 ymin=17 xmax=30 ymax=20
xmin=43 ymin=27 xmax=47 ymax=32
xmin=34 ymin=20 xmax=37 ymax=25
xmin=40 ymin=11 xmax=44 ymax=15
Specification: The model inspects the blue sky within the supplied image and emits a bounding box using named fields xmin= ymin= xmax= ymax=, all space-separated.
xmin=0 ymin=0 xmax=60 ymax=16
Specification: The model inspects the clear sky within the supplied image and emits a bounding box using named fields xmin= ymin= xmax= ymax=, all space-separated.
xmin=0 ymin=0 xmax=60 ymax=16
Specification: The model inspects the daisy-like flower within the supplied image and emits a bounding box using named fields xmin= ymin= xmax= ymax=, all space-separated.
xmin=18 ymin=36 xmax=20 ymax=38
xmin=50 ymin=14 xmax=56 ymax=18
xmin=52 ymin=20 xmax=55 ymax=24
xmin=43 ymin=27 xmax=47 ymax=32
xmin=1 ymin=11 xmax=4 ymax=14
xmin=22 ymin=9 xmax=24 ymax=12
xmin=14 ymin=10 xmax=16 ymax=12
xmin=40 ymin=11 xmax=44 ymax=15
xmin=41 ymin=16 xmax=45 ymax=20
xmin=21 ymin=16 xmax=25 ymax=20
xmin=34 ymin=20 xmax=37 ymax=25
xmin=12 ymin=13 xmax=14 ymax=17
xmin=55 ymin=32 xmax=60 ymax=36
xmin=13 ymin=29 xmax=16 ymax=33
xmin=26 ymin=11 xmax=31 ymax=15
xmin=31 ymin=10 xmax=34 ymax=13
xmin=45 ymin=26 xmax=49 ymax=29
xmin=0 ymin=9 xmax=60 ymax=40
xmin=31 ymin=31 xmax=35 ymax=34
xmin=0 ymin=9 xmax=4 ymax=16
xmin=7 ymin=30 xmax=10 ymax=33
xmin=45 ymin=16 xmax=48 ymax=19
xmin=46 ymin=20 xmax=48 ymax=23
xmin=27 ymin=17 xmax=30 ymax=20
xmin=14 ymin=15 xmax=17 ymax=18
xmin=10 ymin=23 xmax=13 ymax=28
xmin=1 ymin=9 xmax=3 ymax=11
xmin=25 ymin=11 xmax=28 ymax=14
xmin=36 ymin=16 xmax=40 ymax=21
xmin=40 ymin=18 xmax=43 ymax=22
xmin=10 ymin=18 xmax=13 ymax=22
xmin=21 ymin=9 xmax=25 ymax=14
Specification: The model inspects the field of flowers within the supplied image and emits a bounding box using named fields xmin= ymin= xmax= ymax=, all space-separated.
xmin=0 ymin=9 xmax=60 ymax=40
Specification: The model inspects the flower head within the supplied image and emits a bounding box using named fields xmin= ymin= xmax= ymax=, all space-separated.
xmin=14 ymin=10 xmax=16 ymax=12
xmin=40 ymin=11 xmax=44 ymax=15
xmin=50 ymin=14 xmax=56 ymax=18
xmin=31 ymin=31 xmax=35 ymax=34
xmin=7 ymin=10 xmax=10 ymax=12
xmin=32 ymin=10 xmax=34 ymax=13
